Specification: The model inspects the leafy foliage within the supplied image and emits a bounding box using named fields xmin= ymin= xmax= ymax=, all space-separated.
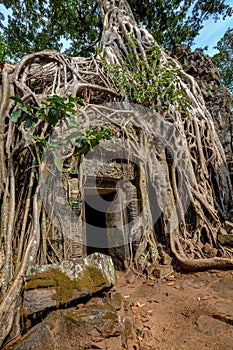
xmin=105 ymin=45 xmax=191 ymax=111
xmin=0 ymin=32 xmax=14 ymax=61
xmin=0 ymin=0 xmax=232 ymax=61
xmin=0 ymin=0 xmax=101 ymax=61
xmin=10 ymin=94 xmax=84 ymax=127
xmin=128 ymin=0 xmax=232 ymax=49
xmin=66 ymin=127 xmax=112 ymax=157
xmin=211 ymin=28 xmax=233 ymax=94
xmin=9 ymin=94 xmax=112 ymax=169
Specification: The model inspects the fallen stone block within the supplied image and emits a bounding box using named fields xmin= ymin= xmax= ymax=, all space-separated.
xmin=12 ymin=323 xmax=54 ymax=350
xmin=196 ymin=315 xmax=232 ymax=335
xmin=153 ymin=265 xmax=173 ymax=279
xmin=23 ymin=252 xmax=115 ymax=316
xmin=12 ymin=306 xmax=132 ymax=350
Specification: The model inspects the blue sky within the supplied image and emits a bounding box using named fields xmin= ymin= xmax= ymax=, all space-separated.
xmin=0 ymin=1 xmax=232 ymax=57
xmin=191 ymin=0 xmax=233 ymax=56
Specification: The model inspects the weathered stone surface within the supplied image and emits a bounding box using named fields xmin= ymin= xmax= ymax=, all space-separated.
xmin=202 ymin=242 xmax=217 ymax=257
xmin=218 ymin=234 xmax=233 ymax=245
xmin=82 ymin=158 xmax=135 ymax=180
xmin=153 ymin=265 xmax=174 ymax=279
xmin=210 ymin=276 xmax=233 ymax=323
xmin=196 ymin=315 xmax=232 ymax=335
xmin=160 ymin=250 xmax=173 ymax=265
xmin=13 ymin=306 xmax=132 ymax=350
xmin=103 ymin=291 xmax=123 ymax=310
xmin=106 ymin=189 xmax=130 ymax=270
xmin=23 ymin=289 xmax=57 ymax=315
xmin=23 ymin=253 xmax=115 ymax=315
xmin=12 ymin=323 xmax=54 ymax=350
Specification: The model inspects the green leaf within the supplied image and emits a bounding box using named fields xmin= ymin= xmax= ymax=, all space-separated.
xmin=10 ymin=109 xmax=22 ymax=123
xmin=75 ymin=97 xmax=84 ymax=105
xmin=50 ymin=141 xmax=65 ymax=147
xmin=52 ymin=152 xmax=63 ymax=172
xmin=36 ymin=139 xmax=48 ymax=147
xmin=26 ymin=134 xmax=37 ymax=140
xmin=10 ymin=96 xmax=25 ymax=106
xmin=95 ymin=134 xmax=103 ymax=141
xmin=25 ymin=116 xmax=34 ymax=129
xmin=75 ymin=137 xmax=84 ymax=148
xmin=27 ymin=135 xmax=48 ymax=147
xmin=66 ymin=199 xmax=78 ymax=205
xmin=68 ymin=117 xmax=80 ymax=129
xmin=65 ymin=131 xmax=82 ymax=141
xmin=46 ymin=108 xmax=61 ymax=126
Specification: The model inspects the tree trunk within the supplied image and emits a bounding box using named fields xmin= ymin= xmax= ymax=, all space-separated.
xmin=0 ymin=0 xmax=232 ymax=346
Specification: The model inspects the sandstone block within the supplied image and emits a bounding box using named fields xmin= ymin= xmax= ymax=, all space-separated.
xmin=23 ymin=253 xmax=115 ymax=315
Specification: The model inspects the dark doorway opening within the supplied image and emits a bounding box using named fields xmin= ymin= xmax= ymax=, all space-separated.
xmin=85 ymin=190 xmax=116 ymax=256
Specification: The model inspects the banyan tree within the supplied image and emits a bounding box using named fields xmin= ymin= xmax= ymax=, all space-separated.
xmin=0 ymin=0 xmax=232 ymax=346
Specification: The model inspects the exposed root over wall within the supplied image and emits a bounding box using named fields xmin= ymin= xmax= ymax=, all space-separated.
xmin=0 ymin=0 xmax=232 ymax=346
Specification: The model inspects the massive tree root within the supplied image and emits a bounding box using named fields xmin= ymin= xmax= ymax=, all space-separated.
xmin=97 ymin=0 xmax=232 ymax=266
xmin=0 ymin=0 xmax=232 ymax=346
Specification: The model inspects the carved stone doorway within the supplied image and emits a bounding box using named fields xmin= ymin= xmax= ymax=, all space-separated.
xmin=83 ymin=177 xmax=132 ymax=270
xmin=67 ymin=159 xmax=140 ymax=269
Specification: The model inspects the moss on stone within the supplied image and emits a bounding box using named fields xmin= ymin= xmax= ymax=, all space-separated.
xmin=25 ymin=266 xmax=110 ymax=307
xmin=88 ymin=266 xmax=108 ymax=288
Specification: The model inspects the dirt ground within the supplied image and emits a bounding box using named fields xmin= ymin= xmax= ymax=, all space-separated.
xmin=3 ymin=265 xmax=233 ymax=350
xmin=112 ymin=268 xmax=233 ymax=350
